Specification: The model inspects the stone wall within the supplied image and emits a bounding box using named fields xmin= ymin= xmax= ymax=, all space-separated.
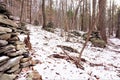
xmin=0 ymin=14 xmax=31 ymax=80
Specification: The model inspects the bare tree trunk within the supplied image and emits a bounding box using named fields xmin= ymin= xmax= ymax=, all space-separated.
xmin=92 ymin=0 xmax=96 ymax=30
xmin=42 ymin=0 xmax=47 ymax=29
xmin=73 ymin=0 xmax=82 ymax=30
xmin=116 ymin=9 xmax=120 ymax=38
xmin=98 ymin=0 xmax=107 ymax=42
xmin=81 ymin=0 xmax=85 ymax=31
xmin=29 ymin=0 xmax=32 ymax=24
xmin=111 ymin=0 xmax=115 ymax=36
xmin=49 ymin=0 xmax=53 ymax=23
xmin=20 ymin=0 xmax=24 ymax=23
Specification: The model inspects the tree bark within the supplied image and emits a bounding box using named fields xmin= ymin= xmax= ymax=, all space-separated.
xmin=20 ymin=0 xmax=24 ymax=23
xmin=116 ymin=9 xmax=120 ymax=38
xmin=98 ymin=0 xmax=107 ymax=42
xmin=92 ymin=0 xmax=96 ymax=30
xmin=42 ymin=0 xmax=47 ymax=29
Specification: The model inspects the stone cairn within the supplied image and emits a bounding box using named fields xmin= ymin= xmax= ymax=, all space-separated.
xmin=0 ymin=14 xmax=32 ymax=80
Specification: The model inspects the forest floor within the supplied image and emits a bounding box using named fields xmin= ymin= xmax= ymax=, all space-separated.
xmin=17 ymin=24 xmax=120 ymax=80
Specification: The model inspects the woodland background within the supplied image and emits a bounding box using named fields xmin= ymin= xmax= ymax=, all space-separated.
xmin=2 ymin=0 xmax=120 ymax=41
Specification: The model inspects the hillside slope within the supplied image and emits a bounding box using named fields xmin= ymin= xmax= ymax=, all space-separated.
xmin=17 ymin=24 xmax=120 ymax=80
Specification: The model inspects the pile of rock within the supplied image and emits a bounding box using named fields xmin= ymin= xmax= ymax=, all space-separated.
xmin=0 ymin=14 xmax=32 ymax=80
xmin=83 ymin=31 xmax=106 ymax=48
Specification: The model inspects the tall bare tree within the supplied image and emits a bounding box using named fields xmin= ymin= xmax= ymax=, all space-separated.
xmin=20 ymin=0 xmax=24 ymax=23
xmin=92 ymin=0 xmax=96 ymax=30
xmin=98 ymin=0 xmax=107 ymax=42
xmin=116 ymin=9 xmax=120 ymax=38
xmin=42 ymin=0 xmax=47 ymax=29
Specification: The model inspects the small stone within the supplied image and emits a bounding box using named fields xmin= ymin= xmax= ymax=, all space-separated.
xmin=11 ymin=28 xmax=17 ymax=32
xmin=8 ymin=36 xmax=19 ymax=41
xmin=0 ymin=14 xmax=18 ymax=27
xmin=0 ymin=73 xmax=17 ymax=80
xmin=0 ymin=45 xmax=15 ymax=54
xmin=14 ymin=41 xmax=24 ymax=45
xmin=0 ymin=72 xmax=3 ymax=77
xmin=20 ymin=57 xmax=32 ymax=63
xmin=0 ymin=26 xmax=12 ymax=32
xmin=14 ymin=68 xmax=21 ymax=74
xmin=20 ymin=61 xmax=30 ymax=68
xmin=8 ymin=41 xmax=16 ymax=44
xmin=30 ymin=59 xmax=41 ymax=66
xmin=7 ymin=64 xmax=20 ymax=73
xmin=7 ymin=50 xmax=27 ymax=57
xmin=0 ymin=60 xmax=7 ymax=66
xmin=11 ymin=32 xmax=19 ymax=37
xmin=0 ymin=40 xmax=8 ymax=47
xmin=0 ymin=56 xmax=23 ymax=71
xmin=4 ymin=49 xmax=16 ymax=54
xmin=0 ymin=34 xmax=11 ymax=40
xmin=16 ymin=44 xmax=25 ymax=50
xmin=26 ymin=70 xmax=42 ymax=80
xmin=0 ymin=31 xmax=6 ymax=35
xmin=22 ymin=53 xmax=29 ymax=58
xmin=0 ymin=56 xmax=9 ymax=63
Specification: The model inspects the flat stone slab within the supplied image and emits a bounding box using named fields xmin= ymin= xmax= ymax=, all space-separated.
xmin=16 ymin=44 xmax=25 ymax=50
xmin=0 ymin=73 xmax=16 ymax=80
xmin=20 ymin=57 xmax=32 ymax=63
xmin=0 ymin=40 xmax=8 ymax=47
xmin=20 ymin=61 xmax=30 ymax=68
xmin=0 ymin=45 xmax=15 ymax=54
xmin=0 ymin=56 xmax=9 ymax=63
xmin=8 ymin=36 xmax=19 ymax=41
xmin=0 ymin=34 xmax=11 ymax=40
xmin=0 ymin=56 xmax=23 ymax=71
xmin=0 ymin=14 xmax=18 ymax=27
xmin=0 ymin=26 xmax=12 ymax=32
xmin=7 ymin=64 xmax=20 ymax=73
xmin=7 ymin=50 xmax=27 ymax=57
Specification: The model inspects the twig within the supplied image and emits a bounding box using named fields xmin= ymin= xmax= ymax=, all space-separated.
xmin=60 ymin=47 xmax=84 ymax=69
xmin=77 ymin=13 xmax=99 ymax=64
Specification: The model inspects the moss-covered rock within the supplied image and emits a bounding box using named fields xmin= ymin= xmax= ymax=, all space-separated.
xmin=46 ymin=22 xmax=54 ymax=28
xmin=43 ymin=22 xmax=55 ymax=33
xmin=91 ymin=38 xmax=106 ymax=48
xmin=82 ymin=32 xmax=106 ymax=48
xmin=70 ymin=31 xmax=81 ymax=36
xmin=44 ymin=27 xmax=54 ymax=33
xmin=82 ymin=33 xmax=90 ymax=40
xmin=33 ymin=20 xmax=39 ymax=26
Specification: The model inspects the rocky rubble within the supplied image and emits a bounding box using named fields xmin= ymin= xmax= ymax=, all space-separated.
xmin=0 ymin=14 xmax=32 ymax=80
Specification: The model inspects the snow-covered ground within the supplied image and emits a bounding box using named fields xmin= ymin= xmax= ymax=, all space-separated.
xmin=17 ymin=24 xmax=120 ymax=80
